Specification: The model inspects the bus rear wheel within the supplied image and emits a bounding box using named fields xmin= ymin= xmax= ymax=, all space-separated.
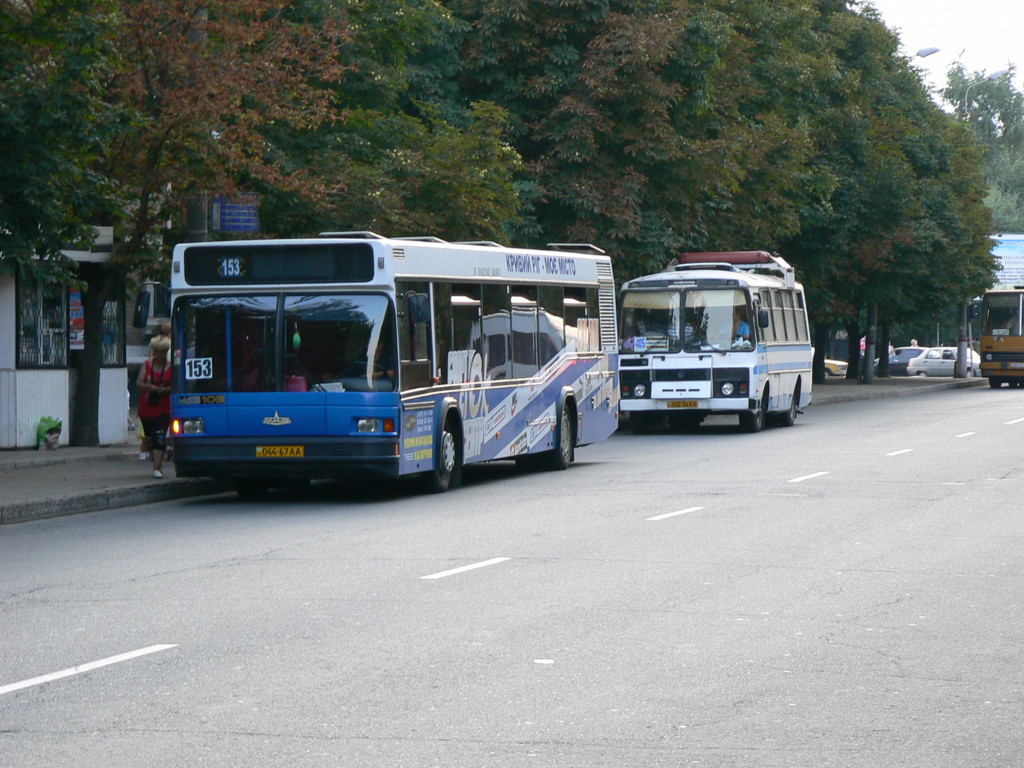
xmin=538 ymin=401 xmax=575 ymax=471
xmin=775 ymin=382 xmax=800 ymax=428
xmin=989 ymin=377 xmax=1003 ymax=388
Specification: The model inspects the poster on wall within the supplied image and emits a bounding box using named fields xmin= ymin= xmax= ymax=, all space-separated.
xmin=69 ymin=289 xmax=85 ymax=350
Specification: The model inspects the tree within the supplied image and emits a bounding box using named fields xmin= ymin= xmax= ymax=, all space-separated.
xmin=779 ymin=3 xmax=995 ymax=381
xmin=944 ymin=65 xmax=1024 ymax=235
xmin=256 ymin=0 xmax=523 ymax=242
xmin=0 ymin=0 xmax=119 ymax=281
xmin=451 ymin=0 xmax=839 ymax=278
xmin=3 ymin=0 xmax=352 ymax=445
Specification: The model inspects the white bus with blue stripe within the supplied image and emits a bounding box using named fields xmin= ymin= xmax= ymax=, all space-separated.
xmin=169 ymin=233 xmax=618 ymax=495
xmin=618 ymin=251 xmax=811 ymax=433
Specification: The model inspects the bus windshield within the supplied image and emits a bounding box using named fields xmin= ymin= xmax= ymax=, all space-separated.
xmin=983 ymin=294 xmax=1022 ymax=337
xmin=620 ymin=288 xmax=752 ymax=353
xmin=178 ymin=293 xmax=396 ymax=394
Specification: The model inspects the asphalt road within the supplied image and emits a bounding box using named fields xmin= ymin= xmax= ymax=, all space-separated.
xmin=2 ymin=388 xmax=1022 ymax=767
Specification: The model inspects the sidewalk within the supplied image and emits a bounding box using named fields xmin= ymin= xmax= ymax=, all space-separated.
xmin=0 ymin=375 xmax=986 ymax=526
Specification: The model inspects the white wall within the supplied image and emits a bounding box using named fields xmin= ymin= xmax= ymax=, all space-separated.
xmin=0 ymin=275 xmax=15 ymax=369
xmin=98 ymin=367 xmax=130 ymax=444
xmin=0 ymin=370 xmax=70 ymax=448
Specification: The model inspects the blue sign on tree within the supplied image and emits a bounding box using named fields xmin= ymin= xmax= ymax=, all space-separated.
xmin=211 ymin=197 xmax=260 ymax=233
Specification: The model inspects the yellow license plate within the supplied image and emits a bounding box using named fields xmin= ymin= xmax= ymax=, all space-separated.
xmin=256 ymin=445 xmax=304 ymax=458
xmin=667 ymin=400 xmax=698 ymax=408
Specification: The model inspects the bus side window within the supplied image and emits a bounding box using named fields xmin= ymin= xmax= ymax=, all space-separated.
xmin=397 ymin=280 xmax=433 ymax=390
xmin=564 ymin=287 xmax=588 ymax=350
xmin=538 ymin=285 xmax=564 ymax=366
xmin=432 ymin=282 xmax=452 ymax=385
xmin=449 ymin=284 xmax=482 ymax=384
xmin=482 ymin=284 xmax=510 ymax=380
xmin=771 ymin=289 xmax=787 ymax=342
xmin=511 ymin=285 xmax=538 ymax=379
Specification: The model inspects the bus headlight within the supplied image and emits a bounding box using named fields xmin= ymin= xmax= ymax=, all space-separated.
xmin=357 ymin=417 xmax=396 ymax=433
xmin=175 ymin=417 xmax=205 ymax=435
xmin=634 ymin=384 xmax=646 ymax=398
xmin=721 ymin=382 xmax=735 ymax=397
xmin=985 ymin=353 xmax=992 ymax=361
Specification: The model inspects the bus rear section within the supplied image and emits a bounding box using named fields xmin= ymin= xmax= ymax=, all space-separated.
xmin=980 ymin=288 xmax=1024 ymax=388
xmin=618 ymin=252 xmax=812 ymax=433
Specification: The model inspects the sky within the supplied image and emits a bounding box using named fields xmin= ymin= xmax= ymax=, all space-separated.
xmin=865 ymin=0 xmax=1024 ymax=98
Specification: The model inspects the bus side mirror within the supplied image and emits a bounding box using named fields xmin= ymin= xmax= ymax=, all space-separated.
xmin=758 ymin=309 xmax=770 ymax=328
xmin=406 ymin=292 xmax=430 ymax=324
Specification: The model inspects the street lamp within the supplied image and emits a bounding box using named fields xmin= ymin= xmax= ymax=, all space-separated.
xmin=962 ymin=68 xmax=1011 ymax=115
xmin=916 ymin=47 xmax=940 ymax=58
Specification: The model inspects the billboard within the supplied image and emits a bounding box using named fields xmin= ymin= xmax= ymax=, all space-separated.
xmin=993 ymin=234 xmax=1024 ymax=287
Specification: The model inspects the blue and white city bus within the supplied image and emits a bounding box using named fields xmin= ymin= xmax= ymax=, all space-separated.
xmin=169 ymin=233 xmax=619 ymax=495
xmin=618 ymin=251 xmax=812 ymax=433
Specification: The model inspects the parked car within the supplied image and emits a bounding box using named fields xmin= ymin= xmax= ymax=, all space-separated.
xmin=906 ymin=346 xmax=981 ymax=377
xmin=888 ymin=346 xmax=925 ymax=376
xmin=824 ymin=358 xmax=848 ymax=377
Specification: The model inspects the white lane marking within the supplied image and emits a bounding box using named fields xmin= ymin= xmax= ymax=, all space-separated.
xmin=788 ymin=471 xmax=829 ymax=484
xmin=886 ymin=449 xmax=914 ymax=456
xmin=1005 ymin=417 xmax=1024 ymax=425
xmin=955 ymin=432 xmax=976 ymax=438
xmin=647 ymin=506 xmax=705 ymax=521
xmin=534 ymin=659 xmax=555 ymax=665
xmin=0 ymin=644 xmax=177 ymax=697
xmin=421 ymin=557 xmax=510 ymax=580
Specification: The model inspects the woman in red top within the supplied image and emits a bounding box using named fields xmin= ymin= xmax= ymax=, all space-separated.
xmin=137 ymin=334 xmax=172 ymax=478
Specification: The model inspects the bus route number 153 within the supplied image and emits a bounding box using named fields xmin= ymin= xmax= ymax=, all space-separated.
xmin=185 ymin=357 xmax=214 ymax=380
xmin=218 ymin=256 xmax=245 ymax=278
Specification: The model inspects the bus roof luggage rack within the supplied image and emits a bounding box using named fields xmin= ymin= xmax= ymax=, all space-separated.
xmin=546 ymin=243 xmax=606 ymax=255
xmin=319 ymin=230 xmax=386 ymax=239
xmin=673 ymin=250 xmax=795 ymax=288
xmin=453 ymin=240 xmax=504 ymax=247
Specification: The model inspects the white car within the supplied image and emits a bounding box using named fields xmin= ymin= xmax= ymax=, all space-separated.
xmin=906 ymin=346 xmax=980 ymax=377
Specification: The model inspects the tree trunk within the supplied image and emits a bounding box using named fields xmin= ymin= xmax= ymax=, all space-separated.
xmin=863 ymin=302 xmax=877 ymax=383
xmin=813 ymin=323 xmax=830 ymax=384
xmin=877 ymin=323 xmax=891 ymax=377
xmin=843 ymin=318 xmax=861 ymax=381
xmin=70 ymin=264 xmax=118 ymax=446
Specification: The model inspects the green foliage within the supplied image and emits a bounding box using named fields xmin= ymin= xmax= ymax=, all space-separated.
xmin=945 ymin=65 xmax=1024 ymax=235
xmin=779 ymin=2 xmax=995 ymax=346
xmin=257 ymin=0 xmax=522 ymax=241
xmin=450 ymin=0 xmax=832 ymax=278
xmin=0 ymin=0 xmax=120 ymax=282
xmin=1 ymin=0 xmax=1002 ymax=341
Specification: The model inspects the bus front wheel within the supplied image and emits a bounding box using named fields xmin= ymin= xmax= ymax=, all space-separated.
xmin=740 ymin=391 xmax=768 ymax=433
xmin=423 ymin=414 xmax=461 ymax=493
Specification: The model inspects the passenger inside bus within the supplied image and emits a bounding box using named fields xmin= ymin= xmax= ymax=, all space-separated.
xmin=732 ymin=307 xmax=751 ymax=347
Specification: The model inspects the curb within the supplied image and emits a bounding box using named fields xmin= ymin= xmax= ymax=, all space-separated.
xmin=1 ymin=450 xmax=137 ymax=471
xmin=0 ymin=478 xmax=231 ymax=526
xmin=809 ymin=377 xmax=985 ymax=406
